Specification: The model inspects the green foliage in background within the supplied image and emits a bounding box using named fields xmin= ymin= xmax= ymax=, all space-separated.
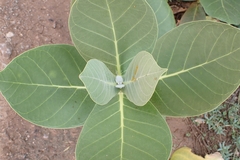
xmin=205 ymin=102 xmax=240 ymax=159
xmin=176 ymin=0 xmax=240 ymax=25
xmin=200 ymin=0 xmax=240 ymax=25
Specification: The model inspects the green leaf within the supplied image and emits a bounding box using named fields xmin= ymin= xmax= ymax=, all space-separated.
xmin=79 ymin=59 xmax=117 ymax=105
xmin=200 ymin=0 xmax=240 ymax=25
xmin=146 ymin=0 xmax=176 ymax=37
xmin=152 ymin=21 xmax=240 ymax=116
xmin=76 ymin=93 xmax=172 ymax=160
xmin=180 ymin=2 xmax=206 ymax=24
xmin=69 ymin=0 xmax=158 ymax=74
xmin=0 ymin=45 xmax=95 ymax=128
xmin=123 ymin=51 xmax=167 ymax=106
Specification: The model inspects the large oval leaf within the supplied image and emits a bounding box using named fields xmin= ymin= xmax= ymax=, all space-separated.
xmin=79 ymin=59 xmax=117 ymax=105
xmin=71 ymin=0 xmax=176 ymax=38
xmin=152 ymin=21 xmax=240 ymax=116
xmin=75 ymin=93 xmax=172 ymax=160
xmin=0 ymin=45 xmax=95 ymax=128
xmin=200 ymin=0 xmax=240 ymax=25
xmin=146 ymin=0 xmax=176 ymax=38
xmin=69 ymin=0 xmax=158 ymax=74
xmin=123 ymin=51 xmax=167 ymax=106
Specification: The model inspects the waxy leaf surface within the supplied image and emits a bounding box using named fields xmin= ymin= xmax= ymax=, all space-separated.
xmin=76 ymin=93 xmax=172 ymax=160
xmin=152 ymin=21 xmax=240 ymax=116
xmin=69 ymin=0 xmax=158 ymax=73
xmin=146 ymin=0 xmax=176 ymax=37
xmin=123 ymin=51 xmax=167 ymax=106
xmin=79 ymin=59 xmax=117 ymax=105
xmin=200 ymin=0 xmax=240 ymax=25
xmin=0 ymin=45 xmax=95 ymax=128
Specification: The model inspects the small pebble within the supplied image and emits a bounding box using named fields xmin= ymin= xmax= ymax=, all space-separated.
xmin=0 ymin=106 xmax=7 ymax=119
xmin=6 ymin=32 xmax=14 ymax=38
xmin=194 ymin=118 xmax=205 ymax=125
xmin=0 ymin=43 xmax=12 ymax=58
xmin=43 ymin=133 xmax=49 ymax=139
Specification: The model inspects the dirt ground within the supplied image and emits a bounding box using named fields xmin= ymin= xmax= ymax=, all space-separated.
xmin=0 ymin=0 xmax=231 ymax=160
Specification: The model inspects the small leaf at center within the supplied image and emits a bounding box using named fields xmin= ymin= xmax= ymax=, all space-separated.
xmin=123 ymin=51 xmax=167 ymax=106
xmin=79 ymin=59 xmax=117 ymax=105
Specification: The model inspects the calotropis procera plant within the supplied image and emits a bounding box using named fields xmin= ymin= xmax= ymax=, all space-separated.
xmin=0 ymin=0 xmax=240 ymax=159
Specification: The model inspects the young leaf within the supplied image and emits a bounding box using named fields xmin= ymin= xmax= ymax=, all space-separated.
xmin=79 ymin=59 xmax=118 ymax=105
xmin=152 ymin=21 xmax=240 ymax=116
xmin=76 ymin=93 xmax=172 ymax=160
xmin=200 ymin=0 xmax=240 ymax=25
xmin=146 ymin=0 xmax=176 ymax=37
xmin=0 ymin=45 xmax=95 ymax=128
xmin=180 ymin=2 xmax=206 ymax=24
xmin=69 ymin=0 xmax=158 ymax=74
xmin=123 ymin=51 xmax=167 ymax=106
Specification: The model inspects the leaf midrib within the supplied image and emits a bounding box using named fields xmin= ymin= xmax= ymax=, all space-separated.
xmin=160 ymin=47 xmax=240 ymax=80
xmin=106 ymin=0 xmax=121 ymax=75
xmin=119 ymin=91 xmax=124 ymax=159
xmin=0 ymin=81 xmax=86 ymax=89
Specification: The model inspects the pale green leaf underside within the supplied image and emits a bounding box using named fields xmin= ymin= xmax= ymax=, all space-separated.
xmin=69 ymin=0 xmax=157 ymax=73
xmin=180 ymin=2 xmax=206 ymax=24
xmin=200 ymin=0 xmax=240 ymax=25
xmin=152 ymin=21 xmax=240 ymax=116
xmin=123 ymin=51 xmax=167 ymax=106
xmin=0 ymin=45 xmax=95 ymax=128
xmin=76 ymin=93 xmax=172 ymax=160
xmin=146 ymin=0 xmax=176 ymax=38
xmin=79 ymin=59 xmax=117 ymax=105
